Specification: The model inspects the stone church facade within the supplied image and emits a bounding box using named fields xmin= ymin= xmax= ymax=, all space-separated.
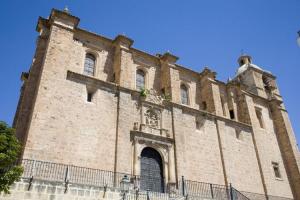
xmin=7 ymin=9 xmax=300 ymax=200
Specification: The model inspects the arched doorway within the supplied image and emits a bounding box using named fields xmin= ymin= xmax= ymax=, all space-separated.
xmin=140 ymin=147 xmax=164 ymax=193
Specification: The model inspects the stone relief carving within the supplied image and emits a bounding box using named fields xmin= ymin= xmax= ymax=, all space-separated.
xmin=145 ymin=89 xmax=164 ymax=105
xmin=144 ymin=107 xmax=160 ymax=128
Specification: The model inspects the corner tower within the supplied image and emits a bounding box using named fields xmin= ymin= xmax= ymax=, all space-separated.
xmin=235 ymin=55 xmax=300 ymax=199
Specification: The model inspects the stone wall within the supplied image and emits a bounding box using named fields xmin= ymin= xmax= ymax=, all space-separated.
xmin=21 ymin=24 xmax=118 ymax=171
xmin=172 ymin=108 xmax=224 ymax=185
xmin=0 ymin=179 xmax=293 ymax=200
xmin=244 ymin=96 xmax=293 ymax=198
xmin=0 ymin=179 xmax=129 ymax=200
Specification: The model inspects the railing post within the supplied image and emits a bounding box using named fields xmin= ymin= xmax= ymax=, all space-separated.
xmin=135 ymin=189 xmax=139 ymax=200
xmin=31 ymin=160 xmax=36 ymax=177
xmin=113 ymin=171 xmax=116 ymax=188
xmin=210 ymin=183 xmax=214 ymax=198
xmin=230 ymin=183 xmax=233 ymax=200
xmin=64 ymin=166 xmax=69 ymax=193
xmin=146 ymin=189 xmax=150 ymax=200
xmin=181 ymin=176 xmax=185 ymax=197
xmin=28 ymin=160 xmax=36 ymax=191
xmin=103 ymin=184 xmax=107 ymax=198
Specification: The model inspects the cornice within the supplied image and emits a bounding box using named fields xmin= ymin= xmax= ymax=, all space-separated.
xmin=169 ymin=101 xmax=252 ymax=130
xmin=130 ymin=131 xmax=174 ymax=145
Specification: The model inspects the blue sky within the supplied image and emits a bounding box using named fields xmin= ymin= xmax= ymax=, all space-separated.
xmin=0 ymin=0 xmax=299 ymax=144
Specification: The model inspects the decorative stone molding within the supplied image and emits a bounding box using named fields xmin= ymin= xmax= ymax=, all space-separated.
xmin=160 ymin=52 xmax=179 ymax=64
xmin=138 ymin=99 xmax=171 ymax=138
xmin=113 ymin=35 xmax=134 ymax=50
xmin=144 ymin=89 xmax=165 ymax=105
xmin=130 ymin=131 xmax=176 ymax=184
xmin=139 ymin=124 xmax=170 ymax=138
xmin=144 ymin=107 xmax=160 ymax=128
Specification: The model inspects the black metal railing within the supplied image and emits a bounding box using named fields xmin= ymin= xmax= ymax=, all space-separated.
xmin=125 ymin=190 xmax=170 ymax=200
xmin=230 ymin=186 xmax=249 ymax=200
xmin=178 ymin=178 xmax=228 ymax=199
xmin=240 ymin=191 xmax=294 ymax=200
xmin=21 ymin=159 xmax=255 ymax=200
xmin=22 ymin=159 xmax=140 ymax=189
xmin=177 ymin=176 xmax=249 ymax=200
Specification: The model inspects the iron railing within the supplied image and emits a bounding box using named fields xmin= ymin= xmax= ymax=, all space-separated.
xmin=240 ymin=191 xmax=293 ymax=200
xmin=22 ymin=159 xmax=140 ymax=189
xmin=177 ymin=177 xmax=249 ymax=200
xmin=179 ymin=178 xmax=228 ymax=199
xmin=124 ymin=190 xmax=170 ymax=200
xmin=20 ymin=159 xmax=276 ymax=200
xmin=230 ymin=186 xmax=249 ymax=200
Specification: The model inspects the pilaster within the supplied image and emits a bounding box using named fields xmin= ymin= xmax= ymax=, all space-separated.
xmin=113 ymin=35 xmax=134 ymax=89
xmin=199 ymin=68 xmax=223 ymax=116
xmin=243 ymin=94 xmax=269 ymax=198
xmin=159 ymin=52 xmax=179 ymax=102
xmin=270 ymin=99 xmax=300 ymax=200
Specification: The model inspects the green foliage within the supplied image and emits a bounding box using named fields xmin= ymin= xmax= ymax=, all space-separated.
xmin=162 ymin=93 xmax=172 ymax=102
xmin=140 ymin=88 xmax=149 ymax=97
xmin=0 ymin=121 xmax=23 ymax=194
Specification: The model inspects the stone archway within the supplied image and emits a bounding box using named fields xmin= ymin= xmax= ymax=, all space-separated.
xmin=140 ymin=147 xmax=164 ymax=193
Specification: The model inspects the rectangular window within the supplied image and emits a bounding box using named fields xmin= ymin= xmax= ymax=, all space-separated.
xmin=272 ymin=162 xmax=281 ymax=178
xmin=255 ymin=107 xmax=265 ymax=129
xmin=87 ymin=92 xmax=93 ymax=102
xmin=229 ymin=109 xmax=235 ymax=119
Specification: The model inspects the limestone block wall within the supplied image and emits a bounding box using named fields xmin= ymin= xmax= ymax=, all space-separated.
xmin=74 ymin=30 xmax=115 ymax=82
xmin=0 ymin=180 xmax=127 ymax=200
xmin=219 ymin=121 xmax=264 ymax=194
xmin=177 ymin=69 xmax=199 ymax=109
xmin=169 ymin=68 xmax=181 ymax=104
xmin=199 ymin=79 xmax=215 ymax=113
xmin=22 ymin=25 xmax=118 ymax=171
xmin=244 ymin=96 xmax=293 ymax=198
xmin=14 ymin=33 xmax=49 ymax=144
xmin=172 ymin=107 xmax=225 ymax=185
xmin=218 ymin=85 xmax=230 ymax=118
xmin=115 ymin=92 xmax=140 ymax=174
xmin=1 ymin=180 xmax=293 ymax=200
xmin=132 ymin=51 xmax=161 ymax=92
xmin=227 ymin=87 xmax=239 ymax=122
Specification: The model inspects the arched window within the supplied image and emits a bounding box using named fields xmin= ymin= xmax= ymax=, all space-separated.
xmin=84 ymin=53 xmax=95 ymax=76
xmin=140 ymin=147 xmax=164 ymax=193
xmin=180 ymin=84 xmax=189 ymax=105
xmin=136 ymin=69 xmax=145 ymax=91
